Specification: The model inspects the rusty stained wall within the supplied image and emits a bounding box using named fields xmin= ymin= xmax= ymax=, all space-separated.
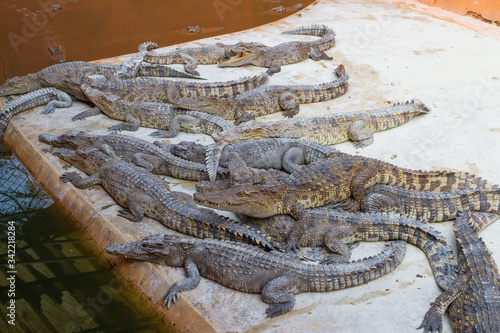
xmin=418 ymin=0 xmax=500 ymax=23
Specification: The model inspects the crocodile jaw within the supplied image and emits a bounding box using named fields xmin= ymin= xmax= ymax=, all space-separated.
xmin=0 ymin=74 xmax=42 ymax=96
xmin=38 ymin=130 xmax=92 ymax=150
xmin=193 ymin=184 xmax=280 ymax=218
xmin=105 ymin=240 xmax=164 ymax=263
xmin=218 ymin=50 xmax=257 ymax=67
xmin=212 ymin=120 xmax=272 ymax=144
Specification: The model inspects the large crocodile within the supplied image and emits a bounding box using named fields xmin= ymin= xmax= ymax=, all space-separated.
xmin=193 ymin=152 xmax=492 ymax=250
xmin=57 ymin=148 xmax=275 ymax=249
xmin=167 ymin=138 xmax=336 ymax=181
xmin=240 ymin=210 xmax=457 ymax=290
xmin=105 ymin=234 xmax=405 ymax=318
xmin=37 ymin=68 xmax=272 ymax=105
xmin=79 ymin=85 xmax=235 ymax=137
xmin=212 ymin=100 xmax=431 ymax=146
xmin=167 ymin=65 xmax=348 ymax=124
xmin=362 ymin=184 xmax=500 ymax=223
xmin=38 ymin=131 xmax=225 ymax=181
xmin=143 ymin=42 xmax=254 ymax=76
xmin=0 ymin=88 xmax=72 ymax=139
xmin=418 ymin=211 xmax=500 ymax=332
xmin=218 ymin=25 xmax=336 ymax=71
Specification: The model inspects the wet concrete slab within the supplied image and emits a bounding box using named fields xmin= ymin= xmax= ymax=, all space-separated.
xmin=2 ymin=0 xmax=500 ymax=332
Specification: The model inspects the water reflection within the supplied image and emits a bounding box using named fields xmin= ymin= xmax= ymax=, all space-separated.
xmin=0 ymin=149 xmax=173 ymax=332
xmin=0 ymin=0 xmax=311 ymax=84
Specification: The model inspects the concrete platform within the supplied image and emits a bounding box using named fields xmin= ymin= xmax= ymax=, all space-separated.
xmin=2 ymin=0 xmax=500 ymax=331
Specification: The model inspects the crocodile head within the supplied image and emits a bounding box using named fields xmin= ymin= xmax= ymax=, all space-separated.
xmin=105 ymin=233 xmax=192 ymax=267
xmin=81 ymin=84 xmax=122 ymax=114
xmin=54 ymin=147 xmax=112 ymax=174
xmin=166 ymin=88 xmax=236 ymax=119
xmin=0 ymin=74 xmax=45 ymax=96
xmin=193 ymin=180 xmax=284 ymax=218
xmin=217 ymin=42 xmax=268 ymax=67
xmin=37 ymin=72 xmax=92 ymax=101
xmin=39 ymin=130 xmax=96 ymax=150
xmin=212 ymin=120 xmax=281 ymax=144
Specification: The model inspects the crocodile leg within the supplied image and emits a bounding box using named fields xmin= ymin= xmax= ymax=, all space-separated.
xmin=281 ymin=147 xmax=306 ymax=173
xmin=278 ymin=92 xmax=300 ymax=118
xmin=149 ymin=114 xmax=201 ymax=138
xmin=72 ymin=107 xmax=102 ymax=121
xmin=108 ymin=114 xmax=140 ymax=131
xmin=164 ymin=259 xmax=201 ymax=308
xmin=417 ymin=274 xmax=469 ymax=333
xmin=309 ymin=46 xmax=332 ymax=61
xmin=347 ymin=120 xmax=374 ymax=148
xmin=262 ymin=275 xmax=302 ymax=318
xmin=131 ymin=153 xmax=161 ymax=172
xmin=60 ymin=172 xmax=102 ymax=188
xmin=178 ymin=53 xmax=200 ymax=76
xmin=40 ymin=90 xmax=73 ymax=114
xmin=350 ymin=167 xmax=378 ymax=203
xmin=117 ymin=192 xmax=157 ymax=222
xmin=321 ymin=226 xmax=355 ymax=264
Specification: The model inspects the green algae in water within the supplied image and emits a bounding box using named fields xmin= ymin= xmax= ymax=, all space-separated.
xmin=0 ymin=149 xmax=174 ymax=333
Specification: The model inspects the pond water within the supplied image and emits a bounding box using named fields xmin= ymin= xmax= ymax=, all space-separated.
xmin=0 ymin=0 xmax=310 ymax=85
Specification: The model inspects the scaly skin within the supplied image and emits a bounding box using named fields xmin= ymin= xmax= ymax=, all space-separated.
xmin=57 ymin=148 xmax=275 ymax=249
xmin=79 ymin=85 xmax=234 ymax=137
xmin=0 ymin=88 xmax=72 ymax=139
xmin=37 ymin=68 xmax=272 ymax=104
xmin=212 ymin=99 xmax=431 ymax=146
xmin=167 ymin=65 xmax=348 ymax=123
xmin=0 ymin=58 xmax=200 ymax=97
xmin=169 ymin=138 xmax=337 ymax=181
xmin=418 ymin=211 xmax=500 ymax=333
xmin=218 ymin=25 xmax=336 ymax=71
xmin=193 ymin=152 xmax=493 ymax=250
xmin=105 ymin=233 xmax=405 ymax=318
xmin=363 ymin=184 xmax=500 ymax=224
xmin=240 ymin=210 xmax=457 ymax=290
xmin=38 ymin=131 xmax=227 ymax=181
xmin=143 ymin=43 xmax=252 ymax=76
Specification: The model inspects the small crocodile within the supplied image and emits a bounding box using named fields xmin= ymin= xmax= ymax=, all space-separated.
xmin=218 ymin=25 xmax=336 ymax=71
xmin=167 ymin=65 xmax=348 ymax=123
xmin=143 ymin=42 xmax=253 ymax=76
xmin=79 ymin=84 xmax=234 ymax=137
xmin=240 ymin=210 xmax=457 ymax=290
xmin=38 ymin=131 xmax=226 ymax=181
xmin=418 ymin=210 xmax=500 ymax=333
xmin=0 ymin=88 xmax=72 ymax=139
xmin=105 ymin=234 xmax=405 ymax=318
xmin=37 ymin=68 xmax=272 ymax=106
xmin=212 ymin=100 xmax=431 ymax=146
xmin=193 ymin=152 xmax=492 ymax=250
xmin=362 ymin=184 xmax=500 ymax=223
xmin=57 ymin=148 xmax=275 ymax=249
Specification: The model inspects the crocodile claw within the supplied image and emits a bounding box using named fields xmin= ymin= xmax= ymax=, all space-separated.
xmin=164 ymin=290 xmax=180 ymax=309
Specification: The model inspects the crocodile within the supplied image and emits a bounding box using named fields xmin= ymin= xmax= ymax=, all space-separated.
xmin=0 ymin=51 xmax=200 ymax=97
xmin=105 ymin=233 xmax=405 ymax=318
xmin=418 ymin=210 xmax=500 ymax=333
xmin=0 ymin=88 xmax=73 ymax=139
xmin=362 ymin=184 xmax=500 ymax=223
xmin=212 ymin=99 xmax=431 ymax=146
xmin=240 ymin=210 xmax=457 ymax=290
xmin=166 ymin=138 xmax=336 ymax=182
xmin=167 ymin=64 xmax=348 ymax=124
xmin=78 ymin=85 xmax=234 ymax=137
xmin=143 ymin=42 xmax=255 ymax=76
xmin=57 ymin=148 xmax=275 ymax=249
xmin=218 ymin=25 xmax=336 ymax=72
xmin=38 ymin=131 xmax=226 ymax=181
xmin=37 ymin=68 xmax=272 ymax=106
xmin=193 ymin=152 xmax=492 ymax=250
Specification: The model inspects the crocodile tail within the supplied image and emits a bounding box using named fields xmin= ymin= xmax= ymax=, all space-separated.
xmin=138 ymin=41 xmax=159 ymax=53
xmin=0 ymin=88 xmax=72 ymax=139
xmin=282 ymin=24 xmax=336 ymax=50
xmin=206 ymin=141 xmax=228 ymax=181
xmin=294 ymin=64 xmax=349 ymax=104
xmin=136 ymin=64 xmax=205 ymax=80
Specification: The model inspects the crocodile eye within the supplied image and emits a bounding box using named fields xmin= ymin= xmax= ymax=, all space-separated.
xmin=237 ymin=191 xmax=246 ymax=196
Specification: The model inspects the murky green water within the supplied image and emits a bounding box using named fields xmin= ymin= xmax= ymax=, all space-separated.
xmin=0 ymin=147 xmax=173 ymax=332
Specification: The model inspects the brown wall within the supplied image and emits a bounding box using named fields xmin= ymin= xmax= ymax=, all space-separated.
xmin=418 ymin=0 xmax=500 ymax=23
